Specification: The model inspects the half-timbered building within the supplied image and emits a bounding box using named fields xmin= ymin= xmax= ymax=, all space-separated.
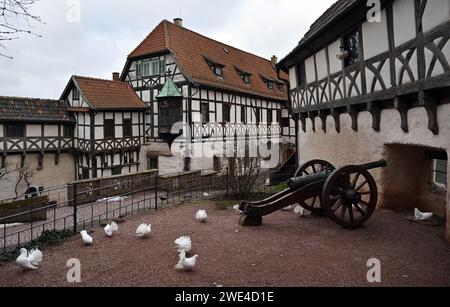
xmin=0 ymin=97 xmax=75 ymax=199
xmin=121 ymin=19 xmax=295 ymax=174
xmin=278 ymin=0 xmax=450 ymax=240
xmin=60 ymin=76 xmax=148 ymax=180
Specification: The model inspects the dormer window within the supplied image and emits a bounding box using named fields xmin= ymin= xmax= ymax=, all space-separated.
xmin=203 ymin=56 xmax=224 ymax=77
xmin=276 ymin=83 xmax=284 ymax=91
xmin=266 ymin=81 xmax=274 ymax=89
xmin=260 ymin=75 xmax=276 ymax=90
xmin=235 ymin=67 xmax=252 ymax=84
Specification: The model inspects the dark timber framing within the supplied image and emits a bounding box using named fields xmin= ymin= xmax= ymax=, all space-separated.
xmin=279 ymin=0 xmax=450 ymax=135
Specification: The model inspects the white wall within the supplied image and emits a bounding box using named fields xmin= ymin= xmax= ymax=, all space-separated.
xmin=362 ymin=9 xmax=389 ymax=59
xmin=0 ymin=153 xmax=75 ymax=202
xmin=393 ymin=0 xmax=416 ymax=47
xmin=422 ymin=0 xmax=450 ymax=33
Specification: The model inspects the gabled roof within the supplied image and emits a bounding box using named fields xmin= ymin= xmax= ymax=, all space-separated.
xmin=279 ymin=0 xmax=360 ymax=69
xmin=127 ymin=20 xmax=288 ymax=101
xmin=0 ymin=96 xmax=74 ymax=123
xmin=61 ymin=76 xmax=148 ymax=110
xmin=156 ymin=78 xmax=182 ymax=98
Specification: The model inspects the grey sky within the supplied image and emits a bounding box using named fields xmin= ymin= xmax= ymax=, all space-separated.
xmin=0 ymin=0 xmax=335 ymax=99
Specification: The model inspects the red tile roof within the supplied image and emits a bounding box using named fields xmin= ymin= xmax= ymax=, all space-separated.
xmin=128 ymin=20 xmax=288 ymax=101
xmin=73 ymin=76 xmax=148 ymax=110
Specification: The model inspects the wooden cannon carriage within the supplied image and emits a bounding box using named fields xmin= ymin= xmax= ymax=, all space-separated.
xmin=239 ymin=160 xmax=387 ymax=229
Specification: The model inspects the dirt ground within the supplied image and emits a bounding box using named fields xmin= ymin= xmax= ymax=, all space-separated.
xmin=0 ymin=202 xmax=449 ymax=287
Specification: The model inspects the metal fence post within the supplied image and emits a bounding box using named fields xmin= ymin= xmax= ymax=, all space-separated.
xmin=73 ymin=183 xmax=78 ymax=234
xmin=226 ymin=167 xmax=229 ymax=198
xmin=155 ymin=174 xmax=158 ymax=211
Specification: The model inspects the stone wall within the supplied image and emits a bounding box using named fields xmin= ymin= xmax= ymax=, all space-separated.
xmin=298 ymin=104 xmax=450 ymax=241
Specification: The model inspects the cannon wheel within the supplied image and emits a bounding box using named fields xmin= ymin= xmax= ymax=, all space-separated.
xmin=294 ymin=160 xmax=336 ymax=214
xmin=322 ymin=165 xmax=378 ymax=228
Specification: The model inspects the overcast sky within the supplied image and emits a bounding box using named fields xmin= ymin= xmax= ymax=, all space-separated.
xmin=0 ymin=0 xmax=335 ymax=99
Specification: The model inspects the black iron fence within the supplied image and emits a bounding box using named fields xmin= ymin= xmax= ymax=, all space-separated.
xmin=0 ymin=167 xmax=296 ymax=254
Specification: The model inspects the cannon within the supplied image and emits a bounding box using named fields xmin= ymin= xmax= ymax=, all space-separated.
xmin=239 ymin=159 xmax=387 ymax=229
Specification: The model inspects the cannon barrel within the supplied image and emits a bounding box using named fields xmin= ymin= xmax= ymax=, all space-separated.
xmin=288 ymin=160 xmax=387 ymax=190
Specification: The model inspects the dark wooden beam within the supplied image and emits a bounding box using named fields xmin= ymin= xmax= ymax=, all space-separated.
xmin=419 ymin=90 xmax=439 ymax=135
xmin=319 ymin=110 xmax=329 ymax=133
xmin=347 ymin=105 xmax=359 ymax=131
xmin=367 ymin=102 xmax=381 ymax=132
xmin=394 ymin=97 xmax=410 ymax=133
xmin=331 ymin=109 xmax=341 ymax=133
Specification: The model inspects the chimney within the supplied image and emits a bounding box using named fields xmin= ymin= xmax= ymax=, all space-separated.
xmin=173 ymin=18 xmax=183 ymax=27
xmin=271 ymin=55 xmax=278 ymax=67
xmin=112 ymin=72 xmax=120 ymax=81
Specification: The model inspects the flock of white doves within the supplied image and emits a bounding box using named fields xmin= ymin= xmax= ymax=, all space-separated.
xmin=16 ymin=209 xmax=209 ymax=272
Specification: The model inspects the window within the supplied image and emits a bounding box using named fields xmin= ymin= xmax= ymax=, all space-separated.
xmin=254 ymin=108 xmax=260 ymax=124
xmin=112 ymin=166 xmax=122 ymax=176
xmin=213 ymin=156 xmax=221 ymax=172
xmin=236 ymin=68 xmax=251 ymax=84
xmin=184 ymin=157 xmax=191 ymax=172
xmin=223 ymin=104 xmax=231 ymax=123
xmin=136 ymin=59 xmax=165 ymax=77
xmin=201 ymin=103 xmax=210 ymax=123
xmin=5 ymin=124 xmax=24 ymax=138
xmin=266 ymin=81 xmax=274 ymax=89
xmin=104 ymin=119 xmax=115 ymax=139
xmin=81 ymin=167 xmax=90 ymax=180
xmin=241 ymin=106 xmax=246 ymax=123
xmin=343 ymin=29 xmax=360 ymax=67
xmin=267 ymin=110 xmax=273 ymax=124
xmin=147 ymin=157 xmax=158 ymax=170
xmin=72 ymin=87 xmax=80 ymax=101
xmin=277 ymin=110 xmax=282 ymax=123
xmin=63 ymin=125 xmax=74 ymax=138
xmin=204 ymin=57 xmax=224 ymax=77
xmin=297 ymin=62 xmax=307 ymax=87
xmin=276 ymin=83 xmax=284 ymax=92
xmin=432 ymin=159 xmax=447 ymax=189
xmin=123 ymin=119 xmax=132 ymax=137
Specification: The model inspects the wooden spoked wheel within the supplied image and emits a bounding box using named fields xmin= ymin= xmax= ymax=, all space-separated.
xmin=294 ymin=160 xmax=335 ymax=214
xmin=322 ymin=165 xmax=378 ymax=228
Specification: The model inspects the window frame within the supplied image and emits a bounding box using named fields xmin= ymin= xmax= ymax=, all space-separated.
xmin=241 ymin=106 xmax=246 ymax=124
xmin=267 ymin=109 xmax=273 ymax=125
xmin=201 ymin=102 xmax=210 ymax=124
xmin=296 ymin=62 xmax=307 ymax=88
xmin=112 ymin=165 xmax=122 ymax=176
xmin=204 ymin=57 xmax=225 ymax=77
xmin=72 ymin=87 xmax=80 ymax=101
xmin=147 ymin=157 xmax=159 ymax=170
xmin=343 ymin=28 xmax=361 ymax=67
xmin=123 ymin=119 xmax=133 ymax=138
xmin=5 ymin=123 xmax=24 ymax=138
xmin=222 ymin=103 xmax=231 ymax=123
xmin=104 ymin=119 xmax=115 ymax=139
xmin=63 ymin=125 xmax=74 ymax=138
xmin=432 ymin=158 xmax=447 ymax=190
xmin=136 ymin=58 xmax=165 ymax=77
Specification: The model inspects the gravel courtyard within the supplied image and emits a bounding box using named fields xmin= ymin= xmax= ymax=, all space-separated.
xmin=0 ymin=202 xmax=449 ymax=287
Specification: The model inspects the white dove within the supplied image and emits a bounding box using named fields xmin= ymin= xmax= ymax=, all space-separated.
xmin=175 ymin=235 xmax=192 ymax=253
xmin=195 ymin=210 xmax=208 ymax=223
xmin=294 ymin=205 xmax=307 ymax=217
xmin=80 ymin=230 xmax=93 ymax=246
xmin=233 ymin=204 xmax=243 ymax=215
xmin=104 ymin=221 xmax=119 ymax=237
xmin=415 ymin=208 xmax=434 ymax=221
xmin=136 ymin=223 xmax=152 ymax=238
xmin=175 ymin=250 xmax=199 ymax=271
xmin=16 ymin=248 xmax=43 ymax=270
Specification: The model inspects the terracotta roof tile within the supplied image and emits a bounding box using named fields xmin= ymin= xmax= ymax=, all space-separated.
xmin=128 ymin=20 xmax=288 ymax=101
xmin=0 ymin=96 xmax=74 ymax=123
xmin=73 ymin=76 xmax=148 ymax=110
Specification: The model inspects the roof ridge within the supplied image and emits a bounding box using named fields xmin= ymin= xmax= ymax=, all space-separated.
xmin=73 ymin=75 xmax=128 ymax=84
xmin=165 ymin=20 xmax=275 ymax=65
xmin=0 ymin=95 xmax=63 ymax=102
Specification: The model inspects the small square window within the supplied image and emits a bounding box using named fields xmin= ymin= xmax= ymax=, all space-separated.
xmin=432 ymin=159 xmax=447 ymax=189
xmin=147 ymin=157 xmax=158 ymax=170
xmin=112 ymin=166 xmax=122 ymax=176
xmin=5 ymin=124 xmax=24 ymax=138
xmin=104 ymin=119 xmax=115 ymax=139
xmin=266 ymin=81 xmax=274 ymax=89
xmin=63 ymin=125 xmax=74 ymax=138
